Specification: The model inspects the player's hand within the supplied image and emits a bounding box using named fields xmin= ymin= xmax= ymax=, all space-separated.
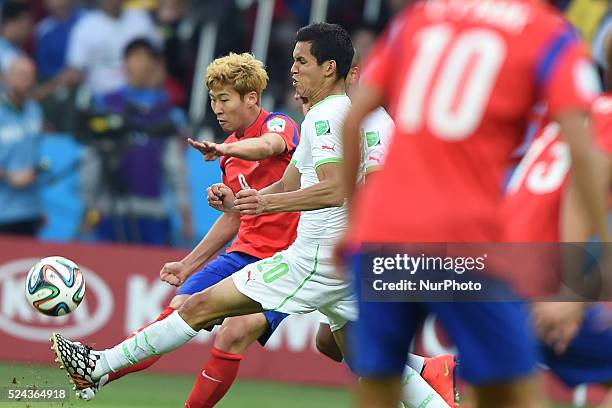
xmin=234 ymin=189 xmax=267 ymax=215
xmin=188 ymin=138 xmax=228 ymax=161
xmin=160 ymin=261 xmax=191 ymax=287
xmin=207 ymin=183 xmax=236 ymax=212
xmin=532 ymin=302 xmax=585 ymax=354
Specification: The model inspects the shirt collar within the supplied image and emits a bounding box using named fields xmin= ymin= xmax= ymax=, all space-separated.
xmin=238 ymin=108 xmax=268 ymax=139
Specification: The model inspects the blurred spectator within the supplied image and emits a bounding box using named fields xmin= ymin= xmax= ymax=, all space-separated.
xmin=32 ymin=0 xmax=84 ymax=131
xmin=0 ymin=56 xmax=44 ymax=236
xmin=351 ymin=25 xmax=377 ymax=60
xmin=593 ymin=9 xmax=612 ymax=73
xmin=276 ymin=87 xmax=306 ymax=124
xmin=35 ymin=0 xmax=83 ymax=81
xmin=155 ymin=0 xmax=192 ymax=107
xmin=0 ymin=1 xmax=33 ymax=73
xmin=64 ymin=0 xmax=159 ymax=97
xmin=564 ymin=0 xmax=609 ymax=44
xmin=81 ymin=38 xmax=192 ymax=245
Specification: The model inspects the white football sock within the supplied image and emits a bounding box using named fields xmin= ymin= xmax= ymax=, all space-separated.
xmin=401 ymin=365 xmax=449 ymax=408
xmin=406 ymin=353 xmax=425 ymax=373
xmin=93 ymin=311 xmax=198 ymax=380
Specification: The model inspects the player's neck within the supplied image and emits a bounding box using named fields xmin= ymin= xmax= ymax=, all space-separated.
xmin=308 ymin=80 xmax=346 ymax=107
xmin=236 ymin=106 xmax=262 ymax=138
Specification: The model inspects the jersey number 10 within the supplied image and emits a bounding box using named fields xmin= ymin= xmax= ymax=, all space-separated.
xmin=398 ymin=24 xmax=506 ymax=141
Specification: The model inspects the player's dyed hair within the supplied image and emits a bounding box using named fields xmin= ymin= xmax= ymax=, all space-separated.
xmin=205 ymin=53 xmax=269 ymax=100
xmin=295 ymin=22 xmax=354 ymax=80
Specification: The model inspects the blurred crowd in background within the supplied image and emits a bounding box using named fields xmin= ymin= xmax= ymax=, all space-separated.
xmin=0 ymin=0 xmax=611 ymax=247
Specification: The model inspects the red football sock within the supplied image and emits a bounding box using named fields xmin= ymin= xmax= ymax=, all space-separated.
xmin=107 ymin=306 xmax=175 ymax=383
xmin=184 ymin=347 xmax=243 ymax=408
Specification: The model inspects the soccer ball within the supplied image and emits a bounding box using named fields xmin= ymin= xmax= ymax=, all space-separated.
xmin=25 ymin=256 xmax=85 ymax=316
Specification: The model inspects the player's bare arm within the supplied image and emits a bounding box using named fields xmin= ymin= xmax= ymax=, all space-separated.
xmin=188 ymin=132 xmax=287 ymax=161
xmin=160 ymin=212 xmax=240 ymax=287
xmin=341 ymin=85 xmax=384 ymax=203
xmin=260 ymin=162 xmax=302 ymax=195
xmin=234 ymin=162 xmax=344 ymax=214
xmin=557 ymin=111 xmax=610 ymax=241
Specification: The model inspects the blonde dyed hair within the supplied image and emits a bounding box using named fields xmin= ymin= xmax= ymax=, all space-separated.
xmin=205 ymin=53 xmax=269 ymax=99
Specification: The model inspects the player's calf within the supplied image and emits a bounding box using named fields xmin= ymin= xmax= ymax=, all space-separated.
xmin=73 ymin=305 xmax=176 ymax=400
xmin=214 ymin=314 xmax=268 ymax=354
xmin=185 ymin=315 xmax=269 ymax=407
xmin=315 ymin=323 xmax=343 ymax=362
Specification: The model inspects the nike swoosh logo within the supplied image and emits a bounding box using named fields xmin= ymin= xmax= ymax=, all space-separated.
xmin=201 ymin=370 xmax=222 ymax=383
xmin=443 ymin=361 xmax=449 ymax=377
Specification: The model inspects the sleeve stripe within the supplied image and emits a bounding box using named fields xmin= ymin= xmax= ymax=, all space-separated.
xmin=290 ymin=158 xmax=297 ymax=166
xmin=314 ymin=158 xmax=342 ymax=169
xmin=536 ymin=25 xmax=579 ymax=90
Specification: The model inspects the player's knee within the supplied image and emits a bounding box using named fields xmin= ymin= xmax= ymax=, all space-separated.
xmin=215 ymin=317 xmax=266 ymax=354
xmin=169 ymin=294 xmax=189 ymax=309
xmin=178 ymin=292 xmax=215 ymax=330
xmin=316 ymin=324 xmax=343 ymax=362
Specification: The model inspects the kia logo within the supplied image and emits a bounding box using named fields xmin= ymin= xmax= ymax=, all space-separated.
xmin=0 ymin=258 xmax=113 ymax=342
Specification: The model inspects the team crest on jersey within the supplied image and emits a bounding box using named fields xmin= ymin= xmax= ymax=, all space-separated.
xmin=315 ymin=120 xmax=331 ymax=136
xmin=267 ymin=117 xmax=286 ymax=132
xmin=365 ymin=131 xmax=380 ymax=147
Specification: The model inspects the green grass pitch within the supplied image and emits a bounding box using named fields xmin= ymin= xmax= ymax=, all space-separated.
xmin=0 ymin=361 xmax=350 ymax=407
xmin=0 ymin=361 xmax=585 ymax=407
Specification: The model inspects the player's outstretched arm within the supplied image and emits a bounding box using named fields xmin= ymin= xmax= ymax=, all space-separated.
xmin=342 ymin=85 xmax=384 ymax=203
xmin=160 ymin=211 xmax=241 ymax=287
xmin=188 ymin=133 xmax=287 ymax=161
xmin=234 ymin=162 xmax=344 ymax=214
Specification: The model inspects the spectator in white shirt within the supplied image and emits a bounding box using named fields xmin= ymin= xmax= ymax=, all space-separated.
xmin=63 ymin=0 xmax=159 ymax=96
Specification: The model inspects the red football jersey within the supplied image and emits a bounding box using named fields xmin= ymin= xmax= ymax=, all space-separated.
xmin=220 ymin=109 xmax=300 ymax=258
xmin=350 ymin=0 xmax=599 ymax=243
xmin=504 ymin=95 xmax=612 ymax=242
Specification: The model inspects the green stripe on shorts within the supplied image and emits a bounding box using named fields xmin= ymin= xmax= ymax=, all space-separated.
xmin=271 ymin=245 xmax=320 ymax=311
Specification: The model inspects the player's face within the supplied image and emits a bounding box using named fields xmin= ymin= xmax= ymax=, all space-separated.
xmin=291 ymin=41 xmax=327 ymax=99
xmin=209 ymin=85 xmax=251 ymax=133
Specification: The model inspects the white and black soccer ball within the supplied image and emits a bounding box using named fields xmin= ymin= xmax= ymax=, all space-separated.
xmin=25 ymin=256 xmax=85 ymax=316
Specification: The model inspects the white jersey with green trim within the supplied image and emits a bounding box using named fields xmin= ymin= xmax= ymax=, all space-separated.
xmin=360 ymin=107 xmax=395 ymax=176
xmin=291 ymin=94 xmax=351 ymax=243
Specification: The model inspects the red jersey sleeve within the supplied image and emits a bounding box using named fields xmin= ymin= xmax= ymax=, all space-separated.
xmin=536 ymin=24 xmax=600 ymax=117
xmin=262 ymin=114 xmax=299 ymax=153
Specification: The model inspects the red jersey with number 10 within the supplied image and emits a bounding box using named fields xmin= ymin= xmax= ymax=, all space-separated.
xmin=220 ymin=109 xmax=300 ymax=258
xmin=350 ymin=0 xmax=599 ymax=243
xmin=504 ymin=95 xmax=612 ymax=242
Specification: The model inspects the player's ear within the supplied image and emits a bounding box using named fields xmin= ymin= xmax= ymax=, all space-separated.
xmin=325 ymin=60 xmax=337 ymax=78
xmin=245 ymin=91 xmax=259 ymax=107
